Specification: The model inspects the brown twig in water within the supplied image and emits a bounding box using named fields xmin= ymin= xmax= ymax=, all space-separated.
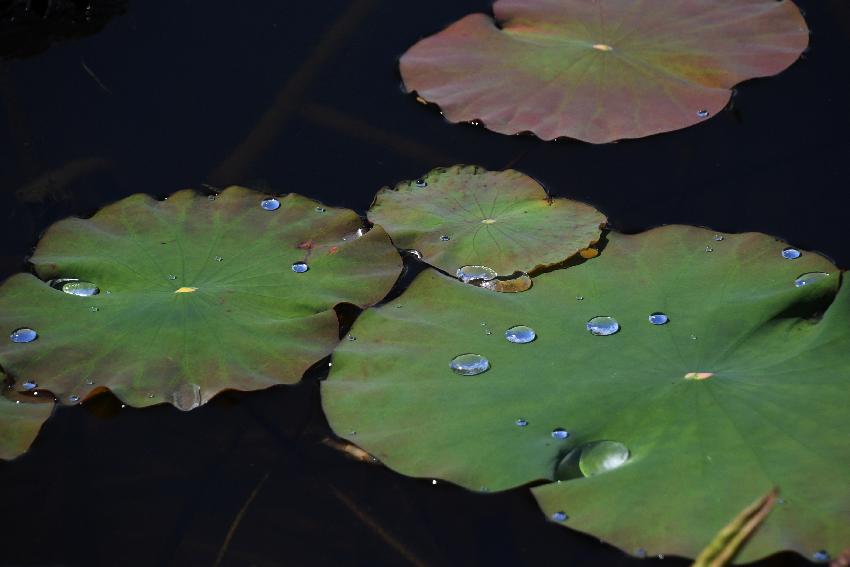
xmin=329 ymin=484 xmax=428 ymax=567
xmin=214 ymin=471 xmax=271 ymax=567
xmin=81 ymin=59 xmax=112 ymax=95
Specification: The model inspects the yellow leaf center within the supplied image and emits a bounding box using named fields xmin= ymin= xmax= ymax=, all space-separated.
xmin=684 ymin=372 xmax=714 ymax=381
xmin=593 ymin=44 xmax=614 ymax=52
xmin=481 ymin=218 xmax=497 ymax=224
xmin=175 ymin=287 xmax=198 ymax=294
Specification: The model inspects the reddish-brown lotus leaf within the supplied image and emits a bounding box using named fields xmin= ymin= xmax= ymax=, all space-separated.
xmin=400 ymin=0 xmax=809 ymax=143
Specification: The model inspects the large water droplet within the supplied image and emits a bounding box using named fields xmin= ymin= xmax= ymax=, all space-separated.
xmin=291 ymin=262 xmax=309 ymax=273
xmin=456 ymin=265 xmax=497 ymax=283
xmin=586 ymin=316 xmax=619 ymax=336
xmin=782 ymin=247 xmax=802 ymax=260
xmin=555 ymin=441 xmax=630 ymax=480
xmin=551 ymin=511 xmax=568 ymax=522
xmin=505 ymin=325 xmax=536 ymax=344
xmin=10 ymin=328 xmax=37 ymax=343
xmin=449 ymin=353 xmax=490 ymax=376
xmin=61 ymin=280 xmax=99 ymax=296
xmin=173 ymin=383 xmax=202 ymax=411
xmin=260 ymin=198 xmax=280 ymax=211
xmin=794 ymin=272 xmax=829 ymax=287
xmin=21 ymin=381 xmax=37 ymax=391
xmin=551 ymin=427 xmax=570 ymax=440
xmin=648 ymin=312 xmax=669 ymax=325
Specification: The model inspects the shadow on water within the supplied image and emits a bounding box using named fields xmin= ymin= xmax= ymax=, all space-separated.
xmin=1 ymin=0 xmax=849 ymax=565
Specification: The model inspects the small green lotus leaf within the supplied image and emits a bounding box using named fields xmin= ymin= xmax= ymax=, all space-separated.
xmin=321 ymin=226 xmax=849 ymax=561
xmin=0 ymin=372 xmax=53 ymax=461
xmin=0 ymin=187 xmax=402 ymax=410
xmin=368 ymin=166 xmax=606 ymax=275
xmin=400 ymin=0 xmax=809 ymax=143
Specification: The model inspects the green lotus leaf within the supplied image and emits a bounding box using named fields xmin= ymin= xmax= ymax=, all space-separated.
xmin=368 ymin=166 xmax=605 ymax=276
xmin=321 ymin=226 xmax=849 ymax=562
xmin=0 ymin=187 xmax=402 ymax=410
xmin=0 ymin=372 xmax=53 ymax=461
xmin=400 ymin=0 xmax=808 ymax=143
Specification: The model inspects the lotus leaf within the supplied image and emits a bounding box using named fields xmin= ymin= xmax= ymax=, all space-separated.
xmin=321 ymin=226 xmax=849 ymax=561
xmin=0 ymin=187 xmax=402 ymax=410
xmin=368 ymin=166 xmax=605 ymax=275
xmin=0 ymin=372 xmax=53 ymax=461
xmin=400 ymin=0 xmax=809 ymax=143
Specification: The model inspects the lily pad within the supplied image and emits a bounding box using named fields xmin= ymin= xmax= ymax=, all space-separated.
xmin=367 ymin=166 xmax=606 ymax=275
xmin=321 ymin=226 xmax=849 ymax=561
xmin=400 ymin=0 xmax=809 ymax=143
xmin=0 ymin=187 xmax=402 ymax=410
xmin=0 ymin=372 xmax=53 ymax=461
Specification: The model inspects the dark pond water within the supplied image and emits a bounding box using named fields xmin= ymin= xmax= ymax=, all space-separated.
xmin=1 ymin=1 xmax=849 ymax=565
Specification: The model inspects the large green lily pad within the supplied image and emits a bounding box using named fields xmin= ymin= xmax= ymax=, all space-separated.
xmin=368 ymin=166 xmax=605 ymax=275
xmin=322 ymin=226 xmax=849 ymax=562
xmin=0 ymin=372 xmax=53 ymax=461
xmin=0 ymin=187 xmax=402 ymax=409
xmin=400 ymin=0 xmax=808 ymax=143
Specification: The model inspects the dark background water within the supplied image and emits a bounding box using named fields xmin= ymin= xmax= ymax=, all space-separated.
xmin=0 ymin=1 xmax=848 ymax=565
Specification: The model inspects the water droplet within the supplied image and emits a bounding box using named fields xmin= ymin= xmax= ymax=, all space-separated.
xmin=690 ymin=334 xmax=698 ymax=340
xmin=812 ymin=550 xmax=829 ymax=563
xmin=21 ymin=381 xmax=37 ymax=391
xmin=484 ymin=329 xmax=492 ymax=335
xmin=291 ymin=262 xmax=309 ymax=273
xmin=395 ymin=304 xmax=403 ymax=309
xmin=342 ymin=228 xmax=367 ymax=241
xmin=697 ymin=109 xmax=710 ymax=118
xmin=414 ymin=179 xmax=427 ymax=188
xmin=505 ymin=325 xmax=536 ymax=344
xmin=782 ymin=247 xmax=802 ymax=260
xmin=449 ymin=353 xmax=490 ymax=376
xmin=315 ymin=206 xmax=326 ymax=213
xmin=586 ymin=316 xmax=619 ymax=336
xmin=648 ymin=312 xmax=669 ymax=325
xmin=68 ymin=394 xmax=80 ymax=404
xmin=555 ymin=441 xmax=630 ymax=480
xmin=167 ymin=274 xmax=177 ymax=281
xmin=89 ymin=306 xmax=99 ymax=312
xmin=431 ymin=479 xmax=437 ymax=485
xmin=207 ymin=195 xmax=217 ymax=201
xmin=347 ymin=335 xmax=357 ymax=341
xmin=10 ymin=328 xmax=37 ymax=343
xmin=85 ymin=379 xmax=94 ymax=385
xmin=551 ymin=511 xmax=568 ymax=522
xmin=456 ymin=265 xmax=497 ymax=283
xmin=480 ymin=272 xmax=533 ymax=293
xmin=147 ymin=393 xmax=155 ymax=398
xmin=576 ymin=296 xmax=584 ymax=301
xmin=713 ymin=234 xmax=724 ymax=241
xmin=636 ymin=549 xmax=647 ymax=559
xmin=173 ymin=383 xmax=201 ymax=411
xmin=215 ymin=256 xmax=223 ymax=262
xmin=440 ymin=235 xmax=451 ymax=241
xmin=406 ymin=249 xmax=423 ymax=260
xmin=60 ymin=280 xmax=99 ymax=296
xmin=704 ymin=246 xmax=714 ymax=253
xmin=260 ymin=198 xmax=280 ymax=211
xmin=551 ymin=428 xmax=570 ymax=440
xmin=794 ymin=272 xmax=829 ymax=287
xmin=515 ymin=418 xmax=528 ymax=427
